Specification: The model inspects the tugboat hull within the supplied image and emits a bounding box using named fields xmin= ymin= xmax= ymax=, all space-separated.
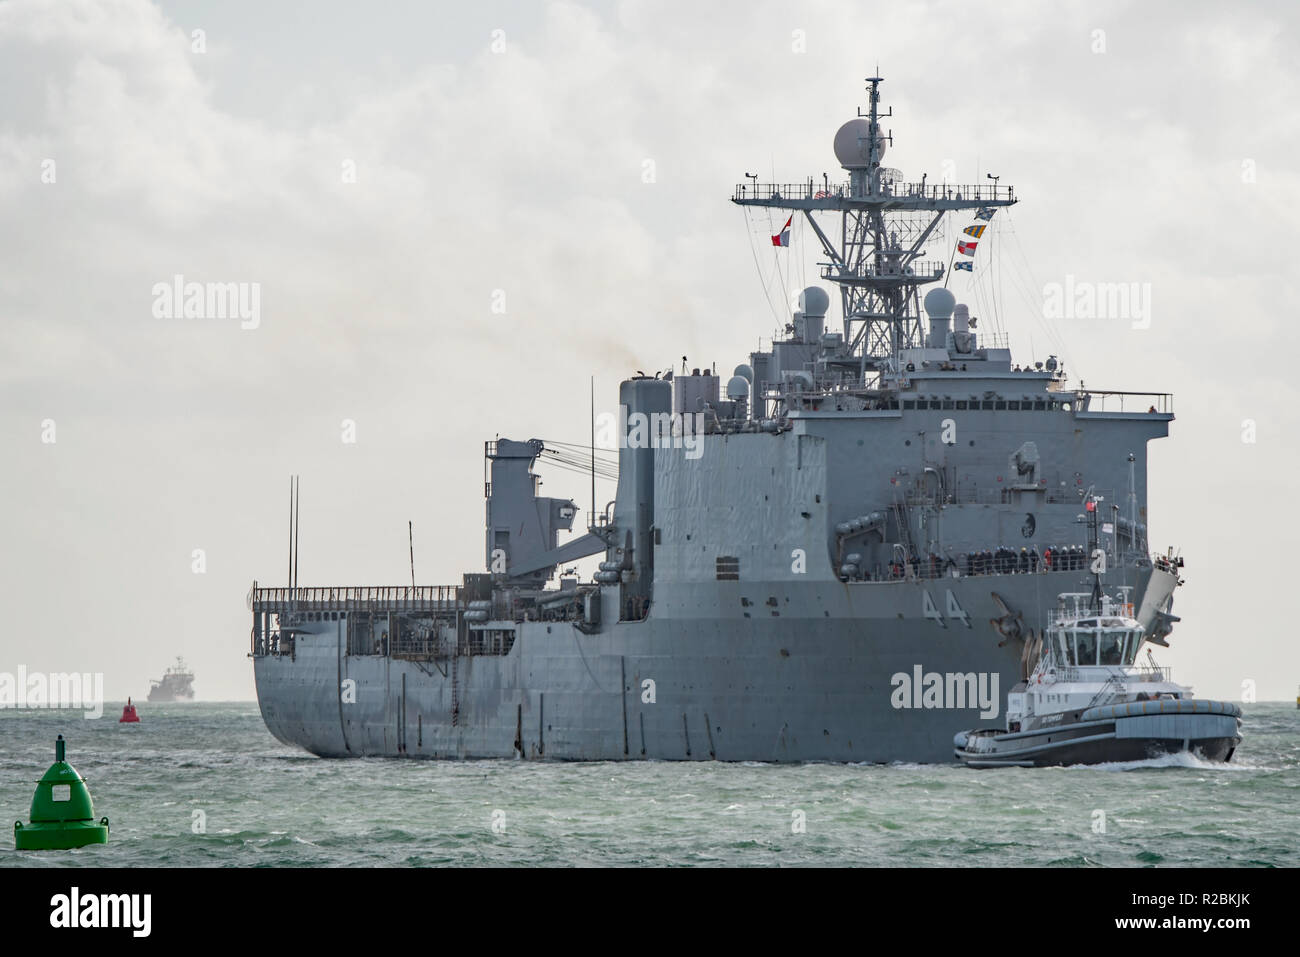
xmin=955 ymin=700 xmax=1242 ymax=768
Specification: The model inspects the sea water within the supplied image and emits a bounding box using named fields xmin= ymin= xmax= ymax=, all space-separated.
xmin=2 ymin=703 xmax=1295 ymax=867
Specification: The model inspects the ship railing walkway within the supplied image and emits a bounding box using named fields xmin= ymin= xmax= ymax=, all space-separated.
xmin=868 ymin=550 xmax=1165 ymax=583
xmin=905 ymin=486 xmax=1116 ymax=507
xmin=822 ymin=260 xmax=947 ymax=284
xmin=252 ymin=585 xmax=462 ymax=614
xmin=1075 ymin=390 xmax=1173 ymax=414
xmin=1056 ymin=665 xmax=1171 ymax=684
xmin=732 ymin=180 xmax=1016 ymax=205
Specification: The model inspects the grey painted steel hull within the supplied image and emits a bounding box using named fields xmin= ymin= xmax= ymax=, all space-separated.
xmin=255 ymin=567 xmax=1167 ymax=763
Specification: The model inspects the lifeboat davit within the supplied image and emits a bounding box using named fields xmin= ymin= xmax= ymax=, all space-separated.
xmin=119 ymin=698 xmax=140 ymax=723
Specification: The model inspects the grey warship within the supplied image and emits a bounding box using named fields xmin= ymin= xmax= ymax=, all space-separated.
xmin=250 ymin=77 xmax=1184 ymax=762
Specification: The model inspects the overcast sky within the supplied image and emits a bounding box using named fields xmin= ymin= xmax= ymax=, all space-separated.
xmin=1 ymin=0 xmax=1296 ymax=702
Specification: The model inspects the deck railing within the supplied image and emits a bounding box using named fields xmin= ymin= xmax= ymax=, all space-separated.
xmin=1055 ymin=665 xmax=1171 ymax=684
xmin=732 ymin=181 xmax=1016 ymax=205
xmin=252 ymin=585 xmax=461 ymax=613
xmin=1076 ymin=390 xmax=1174 ymax=414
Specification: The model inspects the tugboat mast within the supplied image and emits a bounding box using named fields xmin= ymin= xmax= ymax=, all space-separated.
xmin=1085 ymin=491 xmax=1104 ymax=610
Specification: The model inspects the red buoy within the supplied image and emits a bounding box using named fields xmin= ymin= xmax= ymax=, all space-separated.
xmin=119 ymin=698 xmax=140 ymax=723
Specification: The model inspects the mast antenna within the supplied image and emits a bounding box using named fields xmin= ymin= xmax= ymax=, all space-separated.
xmin=1127 ymin=451 xmax=1138 ymax=558
xmin=1085 ymin=488 xmax=1103 ymax=610
xmin=731 ymin=73 xmax=1017 ymax=372
xmin=287 ymin=475 xmax=294 ymax=589
xmin=293 ymin=475 xmax=300 ymax=591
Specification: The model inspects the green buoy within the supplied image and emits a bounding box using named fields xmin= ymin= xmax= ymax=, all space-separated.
xmin=14 ymin=735 xmax=109 ymax=851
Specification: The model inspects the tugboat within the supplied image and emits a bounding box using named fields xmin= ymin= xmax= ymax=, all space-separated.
xmin=146 ymin=657 xmax=195 ymax=702
xmin=955 ymin=496 xmax=1241 ymax=767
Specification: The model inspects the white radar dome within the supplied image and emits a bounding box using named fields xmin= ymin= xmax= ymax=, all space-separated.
xmin=798 ymin=286 xmax=831 ymax=318
xmin=923 ymin=287 xmax=957 ymax=318
xmin=733 ymin=363 xmax=754 ymax=383
xmin=726 ymin=375 xmax=750 ymax=400
xmin=833 ymin=118 xmax=885 ymax=169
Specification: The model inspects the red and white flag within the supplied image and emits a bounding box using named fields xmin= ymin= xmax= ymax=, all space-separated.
xmin=771 ymin=215 xmax=792 ymax=247
xmin=957 ymin=240 xmax=978 ymax=256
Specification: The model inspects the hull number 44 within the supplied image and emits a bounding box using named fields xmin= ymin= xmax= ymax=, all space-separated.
xmin=922 ymin=590 xmax=971 ymax=628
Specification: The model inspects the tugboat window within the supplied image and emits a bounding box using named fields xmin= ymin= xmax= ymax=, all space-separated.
xmin=1074 ymin=630 xmax=1098 ymax=666
xmin=1099 ymin=634 xmax=1124 ymax=665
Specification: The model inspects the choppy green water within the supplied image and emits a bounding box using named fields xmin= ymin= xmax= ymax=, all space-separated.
xmin=1 ymin=702 xmax=1296 ymax=867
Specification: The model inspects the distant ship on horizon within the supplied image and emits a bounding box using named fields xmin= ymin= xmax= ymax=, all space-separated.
xmin=147 ymin=657 xmax=195 ymax=702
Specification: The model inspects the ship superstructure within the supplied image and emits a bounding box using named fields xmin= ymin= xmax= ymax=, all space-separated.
xmin=250 ymin=78 xmax=1183 ymax=762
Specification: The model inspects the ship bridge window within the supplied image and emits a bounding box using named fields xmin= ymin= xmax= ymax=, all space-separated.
xmin=903 ymin=401 xmax=916 ymax=410
xmin=994 ymin=401 xmax=1007 ymax=410
xmin=956 ymin=401 xmax=968 ymax=410
xmin=1074 ymin=630 xmax=1098 ymax=666
xmin=1123 ymin=630 xmax=1140 ymax=664
xmin=1099 ymin=633 xmax=1125 ymax=665
xmin=941 ymin=400 xmax=955 ymax=410
xmin=1007 ymin=401 xmax=1020 ymax=411
xmin=929 ymin=400 xmax=942 ymax=410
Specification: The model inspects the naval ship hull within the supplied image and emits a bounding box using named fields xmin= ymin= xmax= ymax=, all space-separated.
xmin=254 ymin=565 xmax=1175 ymax=763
